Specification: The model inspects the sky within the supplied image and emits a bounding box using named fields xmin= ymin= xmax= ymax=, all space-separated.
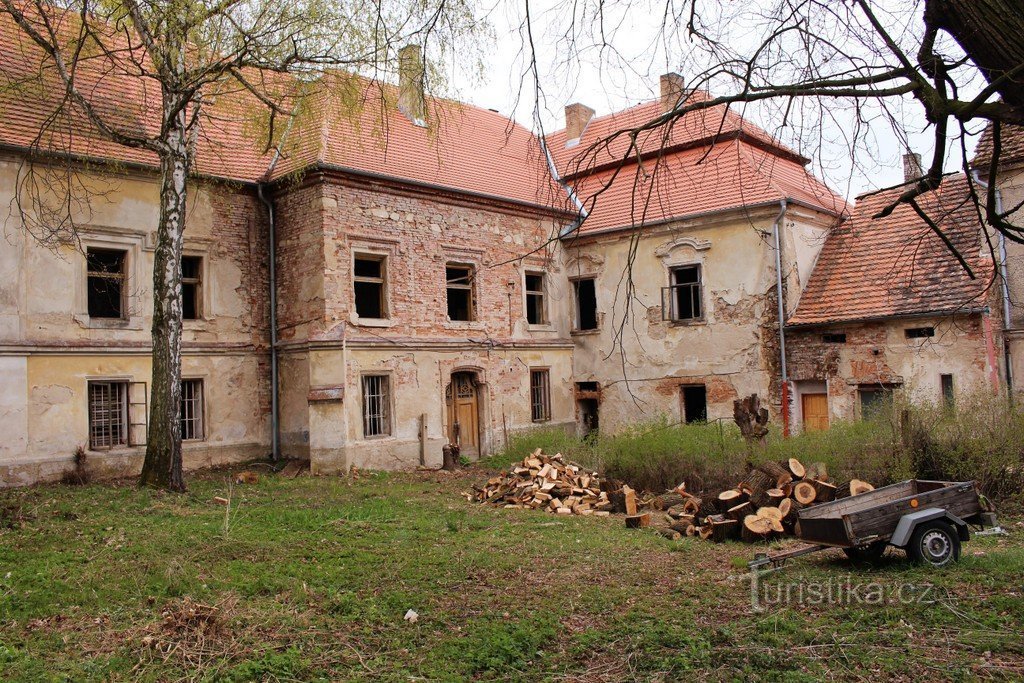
xmin=447 ymin=0 xmax=985 ymax=201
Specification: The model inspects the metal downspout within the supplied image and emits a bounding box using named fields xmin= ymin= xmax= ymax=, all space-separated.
xmin=773 ymin=200 xmax=790 ymax=436
xmin=971 ymin=170 xmax=1014 ymax=398
xmin=258 ymin=183 xmax=280 ymax=461
xmin=539 ymin=135 xmax=588 ymax=236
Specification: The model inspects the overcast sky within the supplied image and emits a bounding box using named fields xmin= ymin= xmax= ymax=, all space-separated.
xmin=449 ymin=0 xmax=983 ymax=201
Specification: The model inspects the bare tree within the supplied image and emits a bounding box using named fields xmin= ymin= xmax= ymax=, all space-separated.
xmin=1 ymin=0 xmax=482 ymax=490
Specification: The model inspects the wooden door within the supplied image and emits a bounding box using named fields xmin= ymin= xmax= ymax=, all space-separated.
xmin=801 ymin=393 xmax=829 ymax=432
xmin=447 ymin=373 xmax=479 ymax=457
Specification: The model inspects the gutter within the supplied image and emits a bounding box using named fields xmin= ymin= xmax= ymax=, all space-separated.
xmin=786 ymin=306 xmax=991 ymax=330
xmin=772 ymin=200 xmax=790 ymax=436
xmin=538 ymin=135 xmax=588 ymax=237
xmin=971 ymin=169 xmax=1014 ymax=398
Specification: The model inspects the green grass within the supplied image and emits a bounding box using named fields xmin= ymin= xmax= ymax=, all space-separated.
xmin=1 ymin=467 xmax=1022 ymax=681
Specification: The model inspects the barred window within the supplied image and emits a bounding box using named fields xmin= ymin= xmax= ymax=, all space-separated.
xmin=180 ymin=379 xmax=204 ymax=440
xmin=89 ymin=381 xmax=128 ymax=449
xmin=525 ymin=271 xmax=546 ymax=324
xmin=362 ymin=375 xmax=391 ymax=437
xmin=530 ymin=369 xmax=551 ymax=423
xmin=181 ymin=256 xmax=202 ymax=320
xmin=86 ymin=248 xmax=127 ymax=319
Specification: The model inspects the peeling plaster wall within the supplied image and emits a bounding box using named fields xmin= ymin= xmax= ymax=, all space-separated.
xmin=563 ymin=209 xmax=831 ymax=432
xmin=0 ymin=158 xmax=270 ymax=485
xmin=993 ymin=162 xmax=1024 ymax=399
xmin=787 ymin=314 xmax=998 ymax=428
xmin=273 ymin=175 xmax=575 ymax=472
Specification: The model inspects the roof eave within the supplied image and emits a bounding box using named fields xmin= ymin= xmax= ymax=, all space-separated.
xmin=785 ymin=306 xmax=990 ymax=330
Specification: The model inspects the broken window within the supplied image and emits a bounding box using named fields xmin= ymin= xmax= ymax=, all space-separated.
xmin=573 ymin=278 xmax=598 ymax=330
xmin=181 ymin=256 xmax=202 ymax=320
xmin=362 ymin=374 xmax=391 ymax=437
xmin=681 ymin=384 xmax=707 ymax=423
xmin=86 ymin=248 xmax=127 ymax=319
xmin=354 ymin=254 xmax=387 ymax=319
xmin=822 ymin=332 xmax=846 ymax=344
xmin=446 ymin=264 xmax=475 ymax=321
xmin=905 ymin=326 xmax=935 ymax=339
xmin=662 ymin=265 xmax=702 ymax=321
xmin=941 ymin=374 xmax=954 ymax=406
xmin=88 ymin=380 xmax=128 ymax=449
xmin=525 ymin=271 xmax=546 ymax=324
xmin=530 ymin=369 xmax=551 ymax=422
xmin=180 ymin=379 xmax=204 ymax=440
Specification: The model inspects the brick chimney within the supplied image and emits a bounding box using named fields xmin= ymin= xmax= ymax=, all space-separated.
xmin=564 ymin=102 xmax=595 ymax=146
xmin=398 ymin=44 xmax=426 ymax=126
xmin=903 ymin=152 xmax=922 ymax=182
xmin=660 ymin=72 xmax=686 ymax=113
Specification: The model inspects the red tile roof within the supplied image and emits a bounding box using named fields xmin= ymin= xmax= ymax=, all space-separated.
xmin=973 ymin=123 xmax=1024 ymax=170
xmin=545 ymin=97 xmax=845 ymax=234
xmin=0 ymin=10 xmax=566 ymax=212
xmin=788 ymin=175 xmax=995 ymax=326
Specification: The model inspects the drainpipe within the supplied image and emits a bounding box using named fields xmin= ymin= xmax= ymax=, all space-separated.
xmin=971 ymin=170 xmax=1014 ymax=398
xmin=258 ymin=183 xmax=280 ymax=461
xmin=539 ymin=135 xmax=588 ymax=236
xmin=772 ymin=200 xmax=790 ymax=436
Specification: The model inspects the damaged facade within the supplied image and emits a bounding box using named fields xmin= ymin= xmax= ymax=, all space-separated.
xmin=1 ymin=19 xmax=1018 ymax=485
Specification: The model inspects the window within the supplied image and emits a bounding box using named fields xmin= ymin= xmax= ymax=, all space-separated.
xmin=446 ymin=264 xmax=475 ymax=321
xmin=905 ymin=326 xmax=935 ymax=339
xmin=573 ymin=278 xmax=598 ymax=330
xmin=822 ymin=333 xmax=846 ymax=344
xmin=859 ymin=385 xmax=894 ymax=418
xmin=681 ymin=385 xmax=707 ymax=423
xmin=941 ymin=374 xmax=954 ymax=406
xmin=361 ymin=375 xmax=391 ymax=437
xmin=88 ymin=381 xmax=128 ymax=449
xmin=530 ymin=369 xmax=551 ymax=422
xmin=354 ymin=254 xmax=387 ymax=319
xmin=180 ymin=379 xmax=204 ymax=440
xmin=662 ymin=265 xmax=702 ymax=321
xmin=86 ymin=248 xmax=127 ymax=319
xmin=181 ymin=256 xmax=202 ymax=320
xmin=525 ymin=272 xmax=546 ymax=325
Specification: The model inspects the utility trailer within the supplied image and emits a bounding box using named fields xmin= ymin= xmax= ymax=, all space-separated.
xmin=750 ymin=479 xmax=998 ymax=571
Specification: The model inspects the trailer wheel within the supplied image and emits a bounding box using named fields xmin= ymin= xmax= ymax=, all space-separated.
xmin=907 ymin=521 xmax=960 ymax=567
xmin=843 ymin=540 xmax=887 ymax=563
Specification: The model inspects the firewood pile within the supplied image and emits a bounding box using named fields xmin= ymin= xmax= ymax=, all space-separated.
xmin=468 ymin=449 xmax=614 ymax=516
xmin=659 ymin=458 xmax=875 ymax=543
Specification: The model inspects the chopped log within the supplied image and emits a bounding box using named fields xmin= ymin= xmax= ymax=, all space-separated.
xmin=625 ymin=512 xmax=651 ymax=529
xmin=793 ymin=481 xmax=817 ymax=505
xmin=755 ymin=460 xmax=789 ymax=482
xmin=778 ymin=497 xmax=792 ymax=519
xmin=623 ymin=485 xmax=638 ymax=516
xmin=766 ymin=488 xmax=787 ymax=505
xmin=682 ymin=496 xmax=702 ymax=516
xmin=726 ymin=501 xmax=753 ymax=522
xmin=666 ymin=504 xmax=689 ymax=519
xmin=659 ymin=528 xmax=683 ymax=541
xmin=734 ymin=394 xmax=770 ymax=444
xmin=756 ymin=506 xmax=784 ymax=523
xmin=805 ymin=461 xmax=829 ymax=482
xmin=850 ymin=479 xmax=874 ymax=496
xmin=785 ymin=457 xmax=806 ymax=479
xmin=809 ymin=479 xmax=837 ymax=503
xmin=749 ymin=488 xmax=772 ymax=509
xmin=781 ymin=498 xmax=803 ymax=526
xmin=653 ymin=492 xmax=687 ymax=510
xmin=706 ymin=516 xmax=739 ymax=543
xmin=698 ymin=525 xmax=715 ymax=541
xmin=717 ymin=489 xmax=747 ymax=507
xmin=669 ymin=519 xmax=695 ymax=535
xmin=743 ymin=469 xmax=776 ymax=494
xmin=685 ymin=524 xmax=699 ymax=537
xmin=742 ymin=514 xmax=774 ymax=542
xmin=696 ymin=498 xmax=719 ymax=522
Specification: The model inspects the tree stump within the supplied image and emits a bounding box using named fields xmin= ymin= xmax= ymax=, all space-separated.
xmin=734 ymin=394 xmax=770 ymax=445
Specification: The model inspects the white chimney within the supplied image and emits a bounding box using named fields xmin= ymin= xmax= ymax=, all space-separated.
xmin=903 ymin=152 xmax=922 ymax=182
xmin=660 ymin=72 xmax=686 ymax=113
xmin=398 ymin=44 xmax=426 ymax=126
xmin=564 ymin=103 xmax=595 ymax=147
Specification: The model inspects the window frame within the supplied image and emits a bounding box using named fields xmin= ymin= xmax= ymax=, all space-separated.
xmin=88 ymin=379 xmax=130 ymax=450
xmin=181 ymin=254 xmax=204 ymax=321
xmin=680 ymin=384 xmax=708 ymax=424
xmin=180 ymin=378 xmax=205 ymax=441
xmin=905 ymin=326 xmax=935 ymax=340
xmin=445 ymin=262 xmax=476 ymax=322
xmin=572 ymin=277 xmax=599 ymax=332
xmin=662 ymin=263 xmax=704 ymax=323
xmin=352 ymin=252 xmax=389 ymax=320
xmin=86 ymin=247 xmax=128 ymax=320
xmin=360 ymin=373 xmax=393 ymax=438
xmin=529 ymin=368 xmax=552 ymax=423
xmin=524 ymin=270 xmax=547 ymax=326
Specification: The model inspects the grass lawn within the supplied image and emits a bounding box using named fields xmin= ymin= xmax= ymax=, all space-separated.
xmin=1 ymin=465 xmax=1022 ymax=682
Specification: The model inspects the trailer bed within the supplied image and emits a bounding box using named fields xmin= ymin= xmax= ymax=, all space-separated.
xmin=796 ymin=479 xmax=981 ymax=547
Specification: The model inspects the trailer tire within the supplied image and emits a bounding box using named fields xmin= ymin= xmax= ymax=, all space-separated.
xmin=907 ymin=520 xmax=960 ymax=568
xmin=843 ymin=540 xmax=887 ymax=563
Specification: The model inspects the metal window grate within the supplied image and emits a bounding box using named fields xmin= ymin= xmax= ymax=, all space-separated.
xmin=180 ymin=379 xmax=204 ymax=440
xmin=89 ymin=381 xmax=128 ymax=449
xmin=530 ymin=369 xmax=551 ymax=422
xmin=362 ymin=375 xmax=391 ymax=437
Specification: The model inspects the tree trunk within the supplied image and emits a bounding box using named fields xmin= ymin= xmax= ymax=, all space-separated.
xmin=139 ymin=98 xmax=189 ymax=492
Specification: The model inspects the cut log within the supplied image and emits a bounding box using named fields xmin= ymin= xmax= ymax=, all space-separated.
xmin=717 ymin=489 xmax=747 ymax=508
xmin=623 ymin=485 xmax=638 ymax=516
xmin=850 ymin=479 xmax=874 ymax=496
xmin=805 ymin=462 xmax=829 ymax=482
xmin=766 ymin=488 xmax=787 ymax=505
xmin=653 ymin=492 xmax=687 ymax=510
xmin=777 ymin=497 xmax=792 ymax=520
xmin=743 ymin=469 xmax=776 ymax=494
xmin=682 ymin=496 xmax=702 ymax=516
xmin=809 ymin=479 xmax=837 ymax=503
xmin=785 ymin=457 xmax=806 ymax=479
xmin=659 ymin=528 xmax=683 ymax=541
xmin=742 ymin=514 xmax=774 ymax=542
xmin=669 ymin=519 xmax=695 ymax=535
xmin=625 ymin=512 xmax=651 ymax=529
xmin=755 ymin=460 xmax=789 ymax=482
xmin=756 ymin=506 xmax=784 ymax=523
xmin=734 ymin=394 xmax=770 ymax=444
xmin=793 ymin=481 xmax=817 ymax=505
xmin=685 ymin=523 xmax=699 ymax=537
xmin=666 ymin=504 xmax=689 ymax=519
xmin=726 ymin=501 xmax=753 ymax=522
xmin=696 ymin=498 xmax=720 ymax=522
xmin=706 ymin=517 xmax=739 ymax=543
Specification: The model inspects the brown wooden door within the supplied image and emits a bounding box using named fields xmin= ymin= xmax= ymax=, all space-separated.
xmin=447 ymin=372 xmax=479 ymax=457
xmin=801 ymin=393 xmax=830 ymax=432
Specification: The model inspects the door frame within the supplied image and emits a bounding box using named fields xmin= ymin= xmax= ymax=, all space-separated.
xmin=445 ymin=368 xmax=488 ymax=459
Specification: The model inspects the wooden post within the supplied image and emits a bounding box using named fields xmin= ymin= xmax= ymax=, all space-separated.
xmin=419 ymin=413 xmax=427 ymax=466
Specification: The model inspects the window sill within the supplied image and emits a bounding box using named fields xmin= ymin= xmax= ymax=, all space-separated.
xmin=359 ymin=434 xmax=395 ymax=442
xmin=444 ymin=320 xmax=484 ymax=330
xmin=668 ymin=318 xmax=707 ymax=327
xmin=76 ymin=315 xmax=144 ymax=331
xmin=571 ymin=328 xmax=601 ymax=336
xmin=352 ymin=317 xmax=394 ymax=328
xmin=527 ymin=323 xmax=554 ymax=331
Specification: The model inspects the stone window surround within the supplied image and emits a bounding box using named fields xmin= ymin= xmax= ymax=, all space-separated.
xmin=521 ymin=266 xmax=551 ymax=330
xmin=348 ymin=238 xmax=398 ymax=329
xmin=565 ymin=253 xmax=605 ymax=335
xmin=359 ymin=371 xmax=395 ymax=441
xmin=75 ymin=231 xmax=146 ymax=330
xmin=656 ymin=236 xmax=711 ymax=325
xmin=442 ymin=245 xmax=484 ymax=330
